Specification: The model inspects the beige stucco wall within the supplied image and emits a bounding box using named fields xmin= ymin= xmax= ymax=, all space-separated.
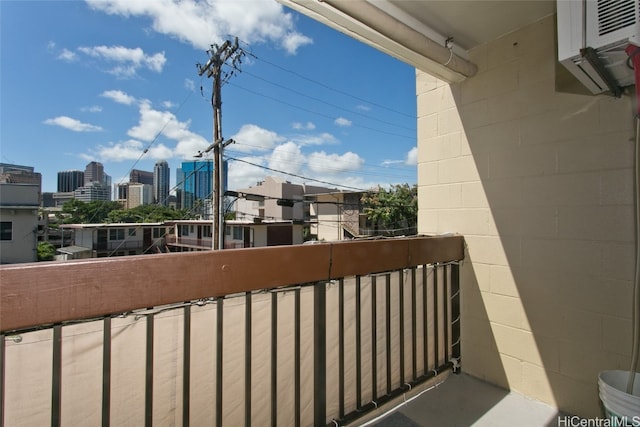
xmin=417 ymin=15 xmax=636 ymax=417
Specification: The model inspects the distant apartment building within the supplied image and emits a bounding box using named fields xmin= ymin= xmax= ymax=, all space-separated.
xmin=57 ymin=170 xmax=84 ymax=192
xmin=84 ymin=161 xmax=104 ymax=185
xmin=0 ymin=183 xmax=39 ymax=264
xmin=74 ymin=161 xmax=111 ymax=201
xmin=116 ymin=182 xmax=154 ymax=209
xmin=130 ymin=169 xmax=154 ymax=185
xmin=0 ymin=163 xmax=34 ymax=174
xmin=154 ymin=160 xmax=170 ymax=206
xmin=307 ymin=191 xmax=365 ymax=241
xmin=41 ymin=192 xmax=55 ymax=208
xmin=74 ymin=181 xmax=111 ymax=202
xmin=60 ymin=222 xmax=171 ymax=258
xmin=0 ymin=163 xmax=42 ymax=204
xmin=165 ymin=219 xmax=304 ymax=251
xmin=235 ymin=176 xmax=335 ymax=223
xmin=128 ymin=183 xmax=153 ymax=208
xmin=52 ymin=192 xmax=75 ymax=208
xmin=0 ymin=163 xmax=41 ymax=185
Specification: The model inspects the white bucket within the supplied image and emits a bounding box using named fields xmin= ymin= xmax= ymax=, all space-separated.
xmin=599 ymin=370 xmax=640 ymax=424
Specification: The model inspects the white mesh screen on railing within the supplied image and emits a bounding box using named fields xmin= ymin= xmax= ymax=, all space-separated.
xmin=2 ymin=265 xmax=452 ymax=426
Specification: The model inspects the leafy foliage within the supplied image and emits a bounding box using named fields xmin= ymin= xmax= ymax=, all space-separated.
xmin=37 ymin=242 xmax=56 ymax=261
xmin=360 ymin=184 xmax=418 ymax=236
xmin=59 ymin=199 xmax=122 ymax=224
xmin=106 ymin=204 xmax=196 ymax=223
xmin=58 ymin=200 xmax=196 ymax=224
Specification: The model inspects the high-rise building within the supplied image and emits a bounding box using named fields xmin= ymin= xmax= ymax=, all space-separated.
xmin=178 ymin=160 xmax=214 ymax=218
xmin=84 ymin=161 xmax=104 ymax=185
xmin=72 ymin=161 xmax=112 ymax=202
xmin=57 ymin=170 xmax=84 ymax=192
xmin=128 ymin=183 xmax=154 ymax=208
xmin=154 ymin=161 xmax=170 ymax=206
xmin=74 ymin=182 xmax=111 ymax=203
xmin=0 ymin=163 xmax=42 ymax=187
xmin=0 ymin=163 xmax=34 ymax=174
xmin=130 ymin=169 xmax=154 ymax=185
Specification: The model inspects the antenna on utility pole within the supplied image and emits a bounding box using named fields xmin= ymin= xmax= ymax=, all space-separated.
xmin=197 ymin=37 xmax=244 ymax=250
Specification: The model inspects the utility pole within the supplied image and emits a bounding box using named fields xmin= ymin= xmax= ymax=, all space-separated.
xmin=197 ymin=38 xmax=244 ymax=250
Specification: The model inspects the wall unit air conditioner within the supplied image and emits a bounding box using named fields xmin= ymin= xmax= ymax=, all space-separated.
xmin=557 ymin=0 xmax=639 ymax=97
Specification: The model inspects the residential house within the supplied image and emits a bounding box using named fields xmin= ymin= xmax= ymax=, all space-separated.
xmin=165 ymin=218 xmax=304 ymax=250
xmin=235 ymin=176 xmax=334 ymax=222
xmin=60 ymin=223 xmax=171 ymax=257
xmin=307 ymin=190 xmax=363 ymax=241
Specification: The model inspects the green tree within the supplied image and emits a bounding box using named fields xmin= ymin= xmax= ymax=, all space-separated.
xmin=361 ymin=184 xmax=418 ymax=236
xmin=60 ymin=200 xmax=122 ymax=224
xmin=60 ymin=200 xmax=197 ymax=224
xmin=37 ymin=242 xmax=56 ymax=261
xmin=106 ymin=204 xmax=196 ymax=223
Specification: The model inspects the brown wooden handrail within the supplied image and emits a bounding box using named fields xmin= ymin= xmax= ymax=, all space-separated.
xmin=0 ymin=235 xmax=463 ymax=333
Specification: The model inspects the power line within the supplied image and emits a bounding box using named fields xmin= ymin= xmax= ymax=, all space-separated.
xmin=224 ymin=147 xmax=415 ymax=181
xmin=226 ymin=156 xmax=367 ymax=191
xmin=229 ymin=65 xmax=415 ymax=133
xmin=228 ymin=82 xmax=415 ymax=141
xmin=248 ymin=52 xmax=415 ymax=119
xmin=114 ymin=88 xmax=196 ymax=191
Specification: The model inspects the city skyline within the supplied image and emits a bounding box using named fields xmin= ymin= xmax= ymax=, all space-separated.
xmin=2 ymin=1 xmax=418 ymax=195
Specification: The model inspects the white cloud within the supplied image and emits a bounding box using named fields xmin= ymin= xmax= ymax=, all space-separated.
xmin=58 ymin=48 xmax=77 ymax=61
xmin=381 ymin=159 xmax=403 ymax=166
xmin=77 ymin=45 xmax=166 ymax=77
xmin=184 ymin=78 xmax=195 ymax=91
xmin=44 ymin=116 xmax=103 ymax=132
xmin=101 ymin=89 xmax=136 ymax=105
xmin=406 ymin=146 xmax=418 ymax=166
xmin=87 ymin=139 xmax=173 ymax=162
xmin=128 ymin=102 xmax=209 ymax=158
xmin=228 ymin=156 xmax=267 ymax=189
xmin=82 ymin=105 xmax=103 ymax=113
xmin=282 ymin=32 xmax=313 ymax=55
xmin=269 ymin=141 xmax=305 ymax=174
xmin=334 ymin=117 xmax=352 ymax=127
xmin=85 ymin=0 xmax=313 ymax=54
xmin=356 ymin=104 xmax=371 ymax=112
xmin=292 ymin=121 xmax=315 ymax=130
xmin=231 ymin=124 xmax=286 ymax=153
xmin=307 ymin=151 xmax=364 ymax=174
xmin=290 ymin=132 xmax=337 ymax=146
xmin=162 ymin=100 xmax=175 ymax=109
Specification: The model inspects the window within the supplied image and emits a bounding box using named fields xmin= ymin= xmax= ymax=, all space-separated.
xmin=109 ymin=229 xmax=124 ymax=240
xmin=180 ymin=225 xmax=189 ymax=236
xmin=203 ymin=225 xmax=212 ymax=237
xmin=128 ymin=228 xmax=136 ymax=237
xmin=0 ymin=222 xmax=12 ymax=241
xmin=233 ymin=226 xmax=243 ymax=240
xmin=153 ymin=228 xmax=164 ymax=238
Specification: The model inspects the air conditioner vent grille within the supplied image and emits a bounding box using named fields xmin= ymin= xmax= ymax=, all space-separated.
xmin=597 ymin=0 xmax=637 ymax=36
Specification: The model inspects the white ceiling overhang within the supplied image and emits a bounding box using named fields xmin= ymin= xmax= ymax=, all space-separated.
xmin=278 ymin=0 xmax=556 ymax=84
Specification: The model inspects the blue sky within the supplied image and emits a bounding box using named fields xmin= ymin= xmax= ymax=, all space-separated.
xmin=1 ymin=0 xmax=417 ymax=194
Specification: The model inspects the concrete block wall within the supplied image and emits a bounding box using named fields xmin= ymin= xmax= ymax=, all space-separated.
xmin=416 ymin=15 xmax=636 ymax=417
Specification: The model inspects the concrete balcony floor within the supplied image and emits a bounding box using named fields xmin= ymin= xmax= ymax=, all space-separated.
xmin=368 ymin=373 xmax=567 ymax=427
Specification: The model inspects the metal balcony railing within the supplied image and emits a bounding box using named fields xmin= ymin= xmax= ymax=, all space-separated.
xmin=0 ymin=235 xmax=464 ymax=427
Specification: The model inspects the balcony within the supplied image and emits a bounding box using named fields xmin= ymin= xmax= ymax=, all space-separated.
xmin=0 ymin=235 xmax=464 ymax=426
